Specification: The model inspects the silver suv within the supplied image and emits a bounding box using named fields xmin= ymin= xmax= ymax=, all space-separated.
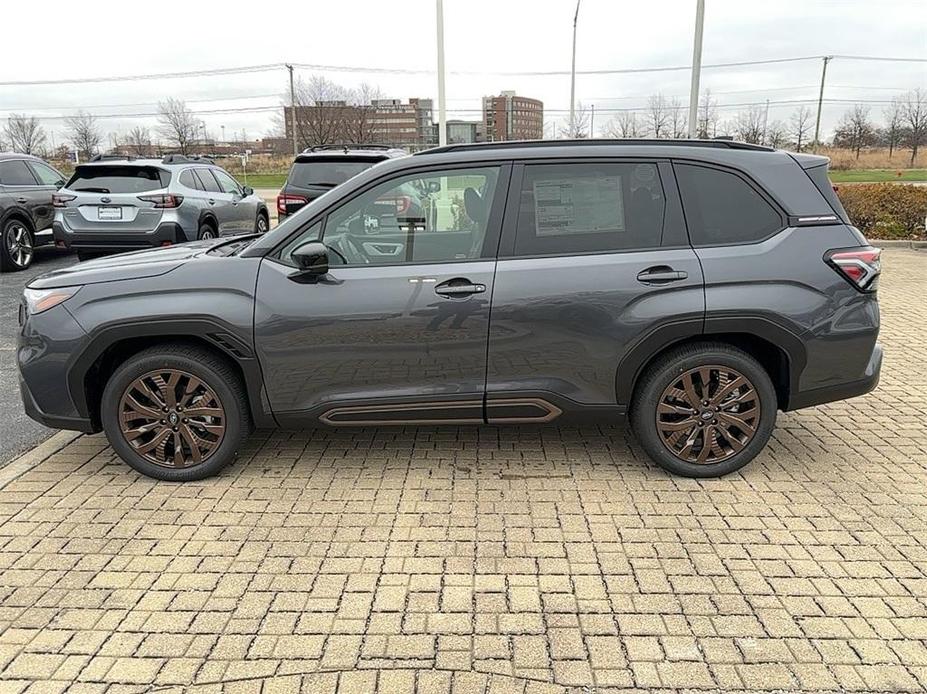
xmin=53 ymin=154 xmax=269 ymax=260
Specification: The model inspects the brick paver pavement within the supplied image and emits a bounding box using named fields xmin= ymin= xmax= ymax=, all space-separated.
xmin=0 ymin=249 xmax=925 ymax=693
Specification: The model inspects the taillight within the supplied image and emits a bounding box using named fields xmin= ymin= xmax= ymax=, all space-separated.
xmin=53 ymin=193 xmax=76 ymax=208
xmin=277 ymin=194 xmax=307 ymax=215
xmin=138 ymin=193 xmax=183 ymax=209
xmin=396 ymin=195 xmax=412 ymax=215
xmin=826 ymin=247 xmax=881 ymax=292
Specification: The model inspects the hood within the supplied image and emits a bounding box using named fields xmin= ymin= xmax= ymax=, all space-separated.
xmin=27 ymin=239 xmax=221 ymax=289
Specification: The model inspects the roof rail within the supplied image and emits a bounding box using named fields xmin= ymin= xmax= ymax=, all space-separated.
xmin=303 ymin=143 xmax=397 ymax=153
xmin=89 ymin=154 xmax=137 ymax=162
xmin=161 ymin=154 xmax=215 ymax=165
xmin=413 ymin=138 xmax=775 ymax=156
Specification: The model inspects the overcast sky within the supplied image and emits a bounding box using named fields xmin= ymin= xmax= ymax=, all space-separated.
xmin=1 ymin=0 xmax=924 ymax=146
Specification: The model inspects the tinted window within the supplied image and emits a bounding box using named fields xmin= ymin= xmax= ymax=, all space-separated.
xmin=179 ymin=170 xmax=203 ymax=190
xmin=316 ymin=166 xmax=500 ymax=266
xmin=212 ymin=169 xmax=241 ymax=195
xmin=289 ymin=158 xmax=378 ymax=187
xmin=27 ymin=161 xmax=64 ymax=186
xmin=0 ymin=160 xmax=38 ymax=186
xmin=66 ymin=166 xmax=170 ymax=193
xmin=675 ymin=164 xmax=782 ymax=246
xmin=194 ymin=169 xmax=222 ymax=193
xmin=514 ymin=163 xmax=665 ymax=256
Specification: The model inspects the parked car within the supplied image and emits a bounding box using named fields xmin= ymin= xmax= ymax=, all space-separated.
xmin=0 ymin=153 xmax=66 ymax=271
xmin=18 ymin=139 xmax=882 ymax=481
xmin=276 ymin=144 xmax=406 ymax=220
xmin=52 ymin=154 xmax=269 ymax=260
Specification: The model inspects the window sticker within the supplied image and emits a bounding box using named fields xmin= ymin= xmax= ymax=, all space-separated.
xmin=533 ymin=175 xmax=624 ymax=236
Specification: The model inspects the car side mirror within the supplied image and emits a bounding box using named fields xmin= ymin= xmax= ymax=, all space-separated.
xmin=242 ymin=185 xmax=254 ymax=196
xmin=291 ymin=241 xmax=329 ymax=276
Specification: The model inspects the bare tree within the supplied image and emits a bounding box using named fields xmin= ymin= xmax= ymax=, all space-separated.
xmin=125 ymin=126 xmax=152 ymax=157
xmin=601 ymin=111 xmax=645 ymax=138
xmin=697 ymin=89 xmax=718 ymax=139
xmin=559 ymin=102 xmax=591 ymax=138
xmin=65 ymin=111 xmax=103 ymax=160
xmin=668 ymin=97 xmax=687 ymax=139
xmin=882 ymin=97 xmax=904 ymax=159
xmin=3 ymin=114 xmax=47 ymax=155
xmin=157 ymin=98 xmax=200 ymax=155
xmin=900 ymin=88 xmax=927 ymax=166
xmin=646 ymin=94 xmax=670 ymax=138
xmin=833 ymin=104 xmax=877 ymax=158
xmin=733 ymin=105 xmax=766 ymax=144
xmin=292 ymin=75 xmax=353 ymax=148
xmin=344 ymin=82 xmax=385 ymax=144
xmin=789 ymin=105 xmax=813 ymax=152
xmin=765 ymin=120 xmax=789 ymax=149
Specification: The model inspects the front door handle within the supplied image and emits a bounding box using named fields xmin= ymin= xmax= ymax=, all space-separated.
xmin=16 ymin=197 xmax=27 ymax=203
xmin=435 ymin=279 xmax=486 ymax=297
xmin=636 ymin=266 xmax=688 ymax=284
xmin=207 ymin=199 xmax=215 ymax=205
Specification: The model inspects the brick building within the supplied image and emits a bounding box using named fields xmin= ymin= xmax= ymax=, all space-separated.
xmin=482 ymin=91 xmax=544 ymax=141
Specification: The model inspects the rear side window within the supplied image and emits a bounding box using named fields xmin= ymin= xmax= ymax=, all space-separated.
xmin=675 ymin=164 xmax=782 ymax=246
xmin=66 ymin=166 xmax=170 ymax=194
xmin=514 ymin=162 xmax=666 ymax=256
xmin=289 ymin=158 xmax=379 ymax=188
xmin=179 ymin=170 xmax=203 ymax=190
xmin=0 ymin=160 xmax=39 ymax=185
xmin=194 ymin=169 xmax=222 ymax=193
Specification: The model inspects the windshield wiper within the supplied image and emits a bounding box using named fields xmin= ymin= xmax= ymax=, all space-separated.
xmin=76 ymin=187 xmax=111 ymax=193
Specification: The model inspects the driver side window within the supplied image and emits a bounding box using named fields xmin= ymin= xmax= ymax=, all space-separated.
xmin=320 ymin=166 xmax=500 ymax=266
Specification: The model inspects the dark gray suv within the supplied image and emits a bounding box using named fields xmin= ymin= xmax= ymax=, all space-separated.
xmin=17 ymin=140 xmax=881 ymax=481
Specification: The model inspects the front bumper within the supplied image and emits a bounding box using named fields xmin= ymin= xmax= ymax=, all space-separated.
xmin=53 ymin=221 xmax=188 ymax=251
xmin=787 ymin=342 xmax=882 ymax=411
xmin=19 ymin=375 xmax=95 ymax=432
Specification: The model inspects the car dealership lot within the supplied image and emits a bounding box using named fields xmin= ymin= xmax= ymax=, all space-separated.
xmin=0 ymin=248 xmax=924 ymax=692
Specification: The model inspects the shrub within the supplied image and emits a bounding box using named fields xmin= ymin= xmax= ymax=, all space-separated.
xmin=835 ymin=183 xmax=927 ymax=239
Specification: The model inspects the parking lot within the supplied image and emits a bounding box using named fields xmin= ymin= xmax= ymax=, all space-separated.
xmin=0 ymin=248 xmax=924 ymax=693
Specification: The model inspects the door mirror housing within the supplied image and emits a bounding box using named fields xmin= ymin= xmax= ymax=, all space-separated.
xmin=291 ymin=241 xmax=329 ymax=276
xmin=242 ymin=185 xmax=254 ymax=196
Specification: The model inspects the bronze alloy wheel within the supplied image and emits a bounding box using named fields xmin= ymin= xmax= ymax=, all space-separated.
xmin=118 ymin=369 xmax=226 ymax=468
xmin=656 ymin=365 xmax=761 ymax=465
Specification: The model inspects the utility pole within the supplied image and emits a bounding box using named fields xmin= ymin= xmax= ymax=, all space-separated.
xmin=286 ymin=63 xmax=297 ymax=155
xmin=814 ymin=55 xmax=832 ymax=147
xmin=762 ymin=98 xmax=770 ymax=145
xmin=436 ymin=0 xmax=447 ymax=147
xmin=590 ymin=104 xmax=595 ymax=138
xmin=569 ymin=0 xmax=581 ymax=135
xmin=687 ymin=0 xmax=706 ymax=138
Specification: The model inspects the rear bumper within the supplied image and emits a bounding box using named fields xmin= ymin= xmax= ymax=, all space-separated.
xmin=53 ymin=221 xmax=188 ymax=251
xmin=787 ymin=342 xmax=882 ymax=411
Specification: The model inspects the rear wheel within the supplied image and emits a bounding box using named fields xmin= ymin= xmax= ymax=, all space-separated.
xmin=197 ymin=223 xmax=217 ymax=240
xmin=255 ymin=210 xmax=269 ymax=234
xmin=101 ymin=345 xmax=250 ymax=481
xmin=1 ymin=220 xmax=34 ymax=271
xmin=630 ymin=343 xmax=777 ymax=478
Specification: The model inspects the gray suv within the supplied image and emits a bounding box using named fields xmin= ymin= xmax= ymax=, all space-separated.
xmin=1 ymin=153 xmax=66 ymax=271
xmin=53 ymin=154 xmax=269 ymax=259
xmin=18 ymin=140 xmax=881 ymax=481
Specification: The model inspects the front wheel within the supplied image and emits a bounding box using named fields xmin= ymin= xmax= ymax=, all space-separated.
xmin=255 ymin=210 xmax=269 ymax=234
xmin=630 ymin=343 xmax=777 ymax=478
xmin=101 ymin=345 xmax=251 ymax=481
xmin=1 ymin=220 xmax=34 ymax=271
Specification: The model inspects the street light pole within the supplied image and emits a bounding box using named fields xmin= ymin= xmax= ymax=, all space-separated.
xmin=436 ymin=0 xmax=447 ymax=147
xmin=687 ymin=0 xmax=705 ymax=138
xmin=814 ymin=55 xmax=832 ymax=147
xmin=286 ymin=63 xmax=297 ymax=155
xmin=569 ymin=0 xmax=581 ymax=136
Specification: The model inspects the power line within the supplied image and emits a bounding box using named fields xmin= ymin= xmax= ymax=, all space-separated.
xmin=4 ymin=54 xmax=925 ymax=87
xmin=0 ymin=93 xmax=283 ymax=112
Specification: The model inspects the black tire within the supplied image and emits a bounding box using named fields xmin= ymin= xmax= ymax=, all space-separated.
xmin=1 ymin=219 xmax=34 ymax=271
xmin=101 ymin=344 xmax=251 ymax=481
xmin=630 ymin=342 xmax=777 ymax=478
xmin=197 ymin=223 xmax=217 ymax=240
xmin=255 ymin=210 xmax=269 ymax=234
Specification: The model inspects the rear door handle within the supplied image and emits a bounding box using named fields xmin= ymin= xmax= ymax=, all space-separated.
xmin=636 ymin=266 xmax=688 ymax=284
xmin=16 ymin=197 xmax=27 ymax=203
xmin=435 ymin=279 xmax=486 ymax=297
xmin=207 ymin=199 xmax=215 ymax=205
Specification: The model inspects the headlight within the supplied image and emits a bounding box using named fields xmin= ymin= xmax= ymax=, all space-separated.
xmin=22 ymin=286 xmax=81 ymax=315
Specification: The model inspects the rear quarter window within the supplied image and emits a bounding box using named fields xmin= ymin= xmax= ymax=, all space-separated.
xmin=675 ymin=163 xmax=783 ymax=246
xmin=67 ymin=165 xmax=170 ymax=194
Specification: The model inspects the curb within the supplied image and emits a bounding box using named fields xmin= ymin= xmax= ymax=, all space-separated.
xmin=0 ymin=431 xmax=82 ymax=491
xmin=870 ymin=240 xmax=927 ymax=249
